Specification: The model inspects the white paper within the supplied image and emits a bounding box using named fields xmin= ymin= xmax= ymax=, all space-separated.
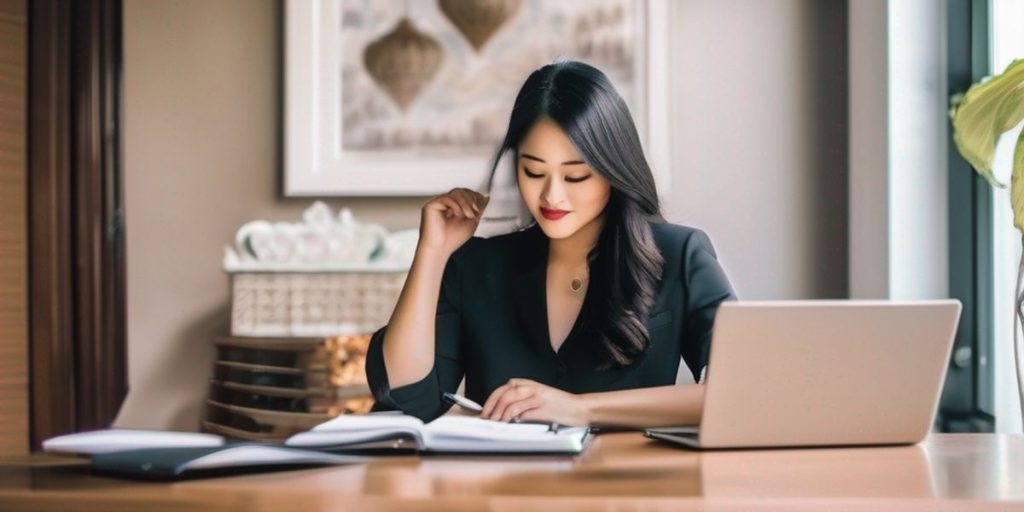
xmin=42 ymin=429 xmax=226 ymax=456
xmin=309 ymin=413 xmax=424 ymax=432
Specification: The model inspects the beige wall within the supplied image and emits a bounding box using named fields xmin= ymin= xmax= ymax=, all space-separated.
xmin=117 ymin=0 xmax=422 ymax=428
xmin=117 ymin=0 xmax=848 ymax=430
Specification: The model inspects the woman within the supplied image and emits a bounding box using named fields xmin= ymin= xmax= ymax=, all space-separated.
xmin=365 ymin=60 xmax=735 ymax=428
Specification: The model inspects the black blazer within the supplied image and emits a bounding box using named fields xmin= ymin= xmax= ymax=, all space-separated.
xmin=365 ymin=221 xmax=737 ymax=422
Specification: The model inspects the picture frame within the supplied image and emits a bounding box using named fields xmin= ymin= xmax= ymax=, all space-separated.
xmin=283 ymin=0 xmax=671 ymax=197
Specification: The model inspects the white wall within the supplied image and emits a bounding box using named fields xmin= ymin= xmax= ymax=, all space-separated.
xmin=665 ymin=0 xmax=848 ymax=301
xmin=847 ymin=0 xmax=890 ymax=299
xmin=848 ymin=0 xmax=949 ymax=300
xmin=117 ymin=0 xmax=849 ymax=430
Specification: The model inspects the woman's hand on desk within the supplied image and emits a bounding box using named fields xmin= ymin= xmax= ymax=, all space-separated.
xmin=480 ymin=378 xmax=590 ymax=426
xmin=480 ymin=382 xmax=707 ymax=429
xmin=419 ymin=188 xmax=489 ymax=258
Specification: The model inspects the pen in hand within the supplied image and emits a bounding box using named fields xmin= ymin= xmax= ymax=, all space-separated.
xmin=442 ymin=392 xmax=561 ymax=432
xmin=442 ymin=392 xmax=483 ymax=414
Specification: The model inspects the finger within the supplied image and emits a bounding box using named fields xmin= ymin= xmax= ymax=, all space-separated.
xmin=441 ymin=195 xmax=471 ymax=218
xmin=451 ymin=189 xmax=479 ymax=217
xmin=515 ymin=405 xmax=547 ymax=424
xmin=451 ymin=188 xmax=476 ymax=209
xmin=500 ymin=396 xmax=543 ymax=423
xmin=423 ymin=195 xmax=449 ymax=212
xmin=490 ymin=386 xmax=534 ymax=422
xmin=436 ymin=196 xmax=470 ymax=218
xmin=458 ymin=190 xmax=485 ymax=218
xmin=490 ymin=390 xmax=519 ymax=422
xmin=505 ymin=397 xmax=544 ymax=421
xmin=482 ymin=379 xmax=534 ymax=418
xmin=425 ymin=194 xmax=456 ymax=212
xmin=451 ymin=190 xmax=481 ymax=218
xmin=470 ymin=190 xmax=490 ymax=212
xmin=486 ymin=386 xmax=522 ymax=421
xmin=455 ymin=188 xmax=489 ymax=213
xmin=491 ymin=379 xmax=538 ymax=420
xmin=482 ymin=382 xmax=514 ymax=418
xmin=468 ymin=189 xmax=489 ymax=212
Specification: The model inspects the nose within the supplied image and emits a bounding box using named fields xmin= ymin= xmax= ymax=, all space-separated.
xmin=541 ymin=176 xmax=567 ymax=208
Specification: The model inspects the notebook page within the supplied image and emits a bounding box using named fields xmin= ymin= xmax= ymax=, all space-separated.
xmin=424 ymin=416 xmax=553 ymax=441
xmin=422 ymin=425 xmax=589 ymax=453
xmin=285 ymin=427 xmax=423 ymax=448
xmin=309 ymin=413 xmax=424 ymax=432
xmin=421 ymin=416 xmax=590 ymax=453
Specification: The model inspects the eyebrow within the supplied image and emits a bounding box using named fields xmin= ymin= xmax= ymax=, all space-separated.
xmin=520 ymin=153 xmax=586 ymax=166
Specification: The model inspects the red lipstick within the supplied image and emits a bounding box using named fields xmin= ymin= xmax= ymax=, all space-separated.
xmin=540 ymin=207 xmax=570 ymax=220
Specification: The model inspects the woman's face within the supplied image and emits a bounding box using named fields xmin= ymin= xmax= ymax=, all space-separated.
xmin=516 ymin=118 xmax=612 ymax=240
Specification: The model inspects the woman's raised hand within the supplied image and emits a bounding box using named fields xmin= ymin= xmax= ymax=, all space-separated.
xmin=418 ymin=188 xmax=489 ymax=258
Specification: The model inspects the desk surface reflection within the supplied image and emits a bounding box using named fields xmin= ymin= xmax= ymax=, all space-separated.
xmin=0 ymin=433 xmax=1021 ymax=511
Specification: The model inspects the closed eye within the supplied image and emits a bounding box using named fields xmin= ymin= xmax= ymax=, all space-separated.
xmin=522 ymin=167 xmax=592 ymax=183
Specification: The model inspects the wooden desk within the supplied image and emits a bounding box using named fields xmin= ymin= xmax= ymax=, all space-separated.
xmin=1 ymin=433 xmax=1021 ymax=511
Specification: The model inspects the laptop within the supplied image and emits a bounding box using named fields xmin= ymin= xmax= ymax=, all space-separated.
xmin=645 ymin=300 xmax=962 ymax=450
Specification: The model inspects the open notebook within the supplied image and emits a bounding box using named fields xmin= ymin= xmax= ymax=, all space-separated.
xmin=285 ymin=413 xmax=591 ymax=455
xmin=42 ymin=414 xmax=590 ymax=478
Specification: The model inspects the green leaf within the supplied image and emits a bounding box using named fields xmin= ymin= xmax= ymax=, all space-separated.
xmin=1013 ymin=127 xmax=1024 ymax=234
xmin=951 ymin=58 xmax=1024 ymax=188
xmin=995 ymin=80 xmax=1024 ymax=133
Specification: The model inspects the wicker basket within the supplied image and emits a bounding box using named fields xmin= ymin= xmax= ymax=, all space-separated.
xmin=229 ymin=271 xmax=407 ymax=337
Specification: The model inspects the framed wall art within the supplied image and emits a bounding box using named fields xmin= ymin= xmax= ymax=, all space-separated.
xmin=284 ymin=0 xmax=671 ymax=197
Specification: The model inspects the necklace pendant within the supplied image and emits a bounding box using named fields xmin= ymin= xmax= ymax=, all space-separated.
xmin=570 ymin=277 xmax=584 ymax=293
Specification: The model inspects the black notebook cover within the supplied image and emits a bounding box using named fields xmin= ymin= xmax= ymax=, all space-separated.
xmin=90 ymin=444 xmax=367 ymax=480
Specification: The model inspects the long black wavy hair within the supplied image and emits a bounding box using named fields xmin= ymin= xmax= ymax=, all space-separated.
xmin=486 ymin=59 xmax=666 ymax=368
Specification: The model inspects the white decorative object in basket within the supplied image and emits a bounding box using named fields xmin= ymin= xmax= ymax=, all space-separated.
xmin=225 ymin=202 xmax=415 ymax=337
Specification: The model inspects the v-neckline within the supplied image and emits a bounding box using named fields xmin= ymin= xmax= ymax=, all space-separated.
xmin=511 ymin=225 xmax=592 ymax=360
xmin=536 ymin=226 xmax=592 ymax=358
xmin=542 ymin=259 xmax=589 ymax=356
